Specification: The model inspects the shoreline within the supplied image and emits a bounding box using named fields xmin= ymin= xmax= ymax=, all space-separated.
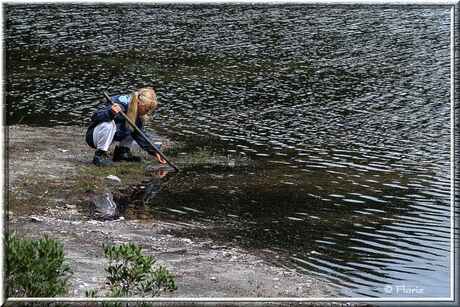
xmin=7 ymin=124 xmax=337 ymax=299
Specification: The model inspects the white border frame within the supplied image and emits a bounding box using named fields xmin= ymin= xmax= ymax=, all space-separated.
xmin=449 ymin=4 xmax=456 ymax=303
xmin=1 ymin=1 xmax=457 ymax=305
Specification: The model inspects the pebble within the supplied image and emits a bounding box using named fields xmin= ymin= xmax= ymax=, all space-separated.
xmin=167 ymin=248 xmax=187 ymax=254
xmin=29 ymin=216 xmax=44 ymax=223
xmin=87 ymin=220 xmax=102 ymax=225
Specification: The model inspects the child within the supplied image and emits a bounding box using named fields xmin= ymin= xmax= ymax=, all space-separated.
xmin=86 ymin=87 xmax=166 ymax=166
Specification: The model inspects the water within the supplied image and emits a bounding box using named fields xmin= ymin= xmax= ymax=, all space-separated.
xmin=5 ymin=4 xmax=454 ymax=297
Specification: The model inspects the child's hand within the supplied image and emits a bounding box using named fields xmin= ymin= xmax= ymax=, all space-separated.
xmin=155 ymin=153 xmax=167 ymax=164
xmin=111 ymin=104 xmax=122 ymax=114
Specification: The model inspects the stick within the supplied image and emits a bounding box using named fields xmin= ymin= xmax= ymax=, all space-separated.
xmin=103 ymin=92 xmax=179 ymax=172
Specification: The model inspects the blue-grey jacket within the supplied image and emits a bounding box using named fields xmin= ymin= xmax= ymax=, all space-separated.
xmin=86 ymin=94 xmax=158 ymax=154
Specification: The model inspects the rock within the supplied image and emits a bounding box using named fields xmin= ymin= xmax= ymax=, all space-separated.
xmin=210 ymin=276 xmax=217 ymax=282
xmin=105 ymin=175 xmax=121 ymax=183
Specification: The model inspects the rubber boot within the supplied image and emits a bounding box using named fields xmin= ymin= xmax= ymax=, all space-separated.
xmin=113 ymin=146 xmax=142 ymax=162
xmin=93 ymin=149 xmax=113 ymax=167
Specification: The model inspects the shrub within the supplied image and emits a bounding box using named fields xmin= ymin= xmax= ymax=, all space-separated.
xmin=88 ymin=243 xmax=177 ymax=298
xmin=104 ymin=243 xmax=177 ymax=297
xmin=6 ymin=233 xmax=72 ymax=297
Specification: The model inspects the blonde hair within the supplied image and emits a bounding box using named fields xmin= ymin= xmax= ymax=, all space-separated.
xmin=125 ymin=87 xmax=158 ymax=131
xmin=138 ymin=87 xmax=158 ymax=110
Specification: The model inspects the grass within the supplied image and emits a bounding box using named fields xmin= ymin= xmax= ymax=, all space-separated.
xmin=73 ymin=162 xmax=148 ymax=193
xmin=7 ymin=175 xmax=70 ymax=216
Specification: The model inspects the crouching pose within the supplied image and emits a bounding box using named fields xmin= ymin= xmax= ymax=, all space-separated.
xmin=86 ymin=87 xmax=166 ymax=166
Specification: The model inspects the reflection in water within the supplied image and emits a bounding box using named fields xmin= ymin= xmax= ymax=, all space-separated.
xmin=5 ymin=4 xmax=452 ymax=297
xmin=121 ymin=165 xmax=174 ymax=215
xmin=140 ymin=166 xmax=171 ymax=204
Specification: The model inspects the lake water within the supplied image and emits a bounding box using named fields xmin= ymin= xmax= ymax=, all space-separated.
xmin=5 ymin=4 xmax=455 ymax=298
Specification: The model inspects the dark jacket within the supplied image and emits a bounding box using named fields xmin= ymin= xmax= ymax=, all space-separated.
xmin=86 ymin=94 xmax=158 ymax=155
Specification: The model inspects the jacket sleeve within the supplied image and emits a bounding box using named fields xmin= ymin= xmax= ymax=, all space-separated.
xmin=91 ymin=104 xmax=115 ymax=123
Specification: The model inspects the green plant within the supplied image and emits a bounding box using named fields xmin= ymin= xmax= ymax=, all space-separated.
xmin=6 ymin=233 xmax=72 ymax=297
xmin=103 ymin=243 xmax=177 ymax=297
xmin=85 ymin=288 xmax=98 ymax=298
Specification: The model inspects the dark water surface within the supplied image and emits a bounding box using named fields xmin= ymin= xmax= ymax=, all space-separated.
xmin=5 ymin=4 xmax=453 ymax=297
